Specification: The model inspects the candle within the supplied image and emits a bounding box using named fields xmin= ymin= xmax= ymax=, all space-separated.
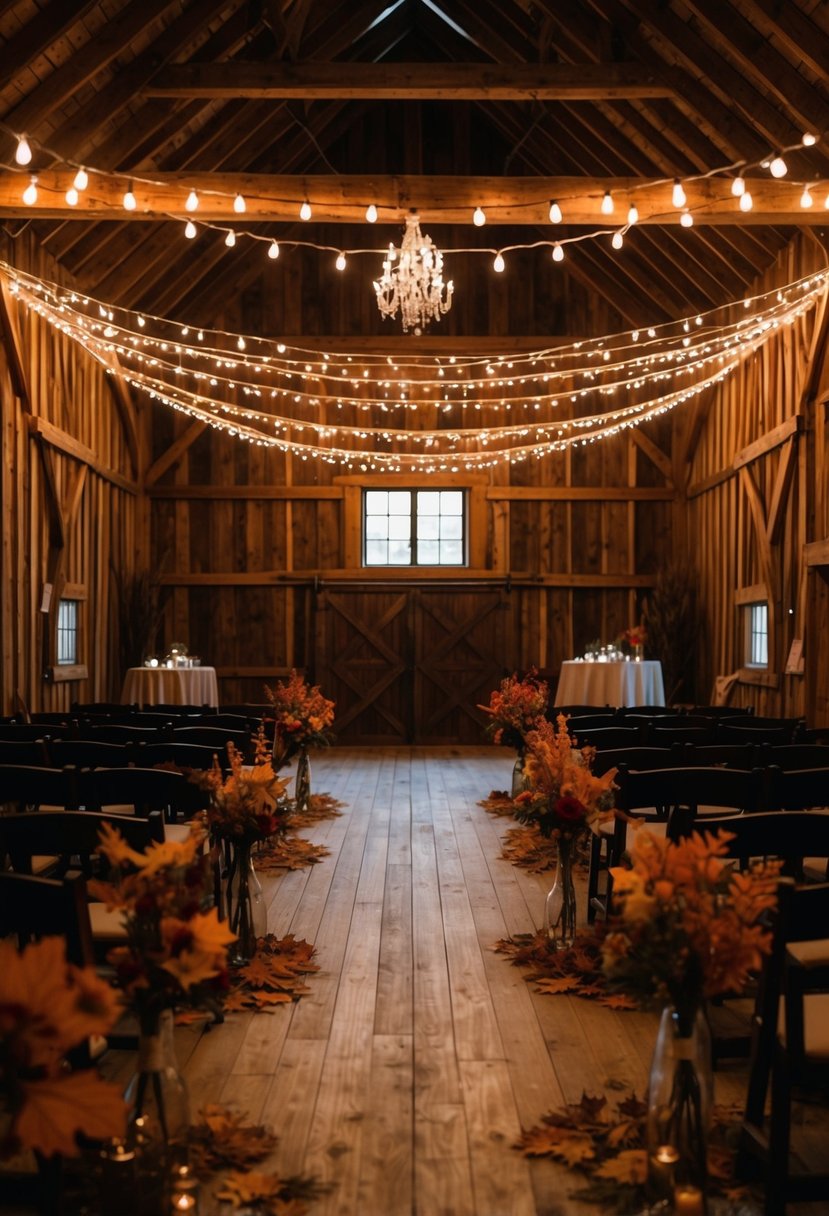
xmin=674 ymin=1185 xmax=704 ymax=1215
xmin=172 ymin=1194 xmax=197 ymax=1213
xmin=656 ymin=1145 xmax=679 ymax=1166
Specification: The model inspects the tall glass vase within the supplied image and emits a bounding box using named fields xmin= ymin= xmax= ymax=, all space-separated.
xmin=225 ymin=839 xmax=267 ymax=962
xmin=646 ymin=1003 xmax=712 ymax=1214
xmin=124 ymin=1008 xmax=189 ymax=1213
xmin=511 ymin=750 xmax=526 ymax=798
xmin=294 ymin=747 xmax=311 ymax=813
xmin=544 ymin=835 xmax=577 ymax=949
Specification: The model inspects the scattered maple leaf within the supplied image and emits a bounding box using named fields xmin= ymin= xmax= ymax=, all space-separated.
xmin=572 ymin=1093 xmax=609 ymax=1125
xmin=517 ymin=1124 xmax=595 ymax=1165
xmin=16 ymin=1071 xmax=127 ymax=1158
xmin=593 ymin=1149 xmax=647 ymax=1185
xmin=597 ymin=993 xmax=640 ymax=1010
xmin=251 ymin=991 xmax=295 ymax=1007
xmin=190 ymin=1104 xmax=278 ymax=1174
xmin=535 ymin=976 xmax=582 ymax=994
xmin=217 ymin=1169 xmax=287 ymax=1205
xmin=617 ymin=1094 xmax=648 ymax=1120
xmin=606 ymin=1119 xmax=640 ymax=1149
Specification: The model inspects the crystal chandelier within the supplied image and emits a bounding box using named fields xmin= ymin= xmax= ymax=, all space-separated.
xmin=373 ymin=213 xmax=453 ymax=333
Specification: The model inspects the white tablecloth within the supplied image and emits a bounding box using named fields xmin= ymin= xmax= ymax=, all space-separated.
xmin=554 ymin=660 xmax=665 ymax=708
xmin=121 ymin=666 xmax=219 ymax=709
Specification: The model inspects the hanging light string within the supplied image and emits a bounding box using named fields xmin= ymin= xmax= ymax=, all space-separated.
xmin=5 ymin=260 xmax=826 ymax=469
xmin=0 ymin=121 xmax=826 ymax=263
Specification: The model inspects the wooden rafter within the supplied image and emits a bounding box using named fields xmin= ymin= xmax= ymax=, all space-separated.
xmin=1 ymin=171 xmax=823 ymax=224
xmin=144 ymin=61 xmax=675 ymax=100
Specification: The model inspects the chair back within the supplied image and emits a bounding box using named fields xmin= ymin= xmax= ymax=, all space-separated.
xmin=47 ymin=739 xmax=136 ymax=769
xmin=569 ymin=725 xmax=643 ymax=749
xmin=763 ymin=745 xmax=829 ymax=772
xmin=0 ymin=722 xmax=72 ymax=741
xmin=77 ymin=724 xmax=163 ymax=745
xmin=0 ymin=738 xmax=50 ymax=766
xmin=591 ymin=746 xmax=679 ymax=776
xmin=717 ymin=723 xmax=795 ymax=746
xmin=0 ymin=809 xmax=164 ymax=876
xmin=766 ymin=766 xmax=829 ymax=811
xmin=678 ymin=742 xmax=760 ymax=769
xmin=674 ymin=810 xmax=829 ymax=868
xmin=648 ymin=724 xmax=716 ymax=746
xmin=78 ymin=766 xmax=189 ymax=816
xmin=0 ymin=871 xmax=94 ymax=966
xmin=138 ymin=742 xmax=227 ymax=773
xmin=171 ymin=725 xmax=250 ymax=752
xmin=0 ymin=763 xmax=79 ymax=809
xmin=565 ymin=713 xmax=621 ymax=733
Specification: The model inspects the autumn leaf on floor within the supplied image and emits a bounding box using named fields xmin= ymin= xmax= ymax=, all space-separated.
xmin=535 ymin=975 xmax=582 ymax=995
xmin=290 ymin=793 xmax=344 ymax=826
xmin=495 ymin=926 xmax=633 ymax=1006
xmin=478 ymin=791 xmax=518 ymax=816
xmin=255 ymin=834 xmax=330 ymax=871
xmin=217 ymin=1168 xmax=328 ymax=1213
xmin=517 ymin=1124 xmax=596 ymax=1164
xmin=500 ymin=825 xmax=558 ymax=872
xmin=593 ymin=1148 xmax=647 ymax=1185
xmin=189 ymin=1104 xmax=278 ymax=1174
xmin=226 ymin=934 xmax=319 ymax=1014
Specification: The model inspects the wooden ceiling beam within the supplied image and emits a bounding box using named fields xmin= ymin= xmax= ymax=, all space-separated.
xmin=143 ymin=60 xmax=675 ymax=101
xmin=1 ymin=171 xmax=823 ymax=224
xmin=740 ymin=0 xmax=829 ymax=83
xmin=0 ymin=1 xmax=100 ymax=92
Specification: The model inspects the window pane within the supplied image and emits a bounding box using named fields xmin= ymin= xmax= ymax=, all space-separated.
xmin=418 ymin=539 xmax=440 ymax=564
xmin=749 ymin=603 xmax=768 ymax=667
xmin=57 ymin=599 xmax=78 ymax=665
xmin=440 ymin=515 xmax=463 ymax=539
xmin=388 ymin=515 xmax=411 ymax=540
xmin=417 ymin=515 xmax=440 ymax=539
xmin=418 ymin=491 xmax=441 ymax=515
xmin=388 ymin=491 xmax=411 ymax=514
xmin=440 ymin=540 xmax=464 ymax=564
xmin=365 ymin=516 xmax=388 ymax=539
xmin=365 ymin=540 xmax=388 ymax=565
xmin=365 ymin=490 xmax=388 ymax=514
xmin=388 ymin=540 xmax=411 ymax=564
xmin=440 ymin=491 xmax=463 ymax=514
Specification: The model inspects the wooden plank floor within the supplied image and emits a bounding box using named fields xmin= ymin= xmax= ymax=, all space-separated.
xmin=167 ymin=747 xmax=766 ymax=1215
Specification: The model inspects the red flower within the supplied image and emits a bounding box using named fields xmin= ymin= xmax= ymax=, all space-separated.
xmin=554 ymin=795 xmax=587 ymax=823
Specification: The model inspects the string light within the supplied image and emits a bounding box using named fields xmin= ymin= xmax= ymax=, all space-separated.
xmin=184 ymin=220 xmax=197 ymax=238
xmin=731 ymin=175 xmax=746 ymax=197
xmin=14 ymin=135 xmax=32 ymax=165
xmin=122 ymin=183 xmax=136 ymax=211
xmin=611 ymin=231 xmax=624 ymax=250
xmin=627 ymin=204 xmax=639 ymax=225
xmin=299 ymin=200 xmax=312 ymax=221
xmin=233 ymin=193 xmax=246 ymax=214
xmin=73 ymin=167 xmax=88 ymax=191
xmin=335 ymin=251 xmax=347 ymax=270
xmin=185 ymin=190 xmax=199 ymax=212
xmin=549 ymin=200 xmax=562 ymax=223
xmin=601 ymin=191 xmax=614 ymax=215
xmin=65 ymin=186 xmax=78 ymax=206
xmin=473 ymin=206 xmax=486 ymax=226
xmin=802 ymin=132 xmax=818 ymax=147
xmin=22 ymin=176 xmax=37 ymax=206
xmin=552 ymin=242 xmax=564 ymax=262
xmin=268 ymin=241 xmax=280 ymax=259
xmin=365 ymin=203 xmax=378 ymax=223
xmin=224 ymin=229 xmax=236 ymax=247
xmin=672 ymin=179 xmax=687 ymax=208
xmin=769 ymin=153 xmax=788 ymax=178
xmin=739 ymin=190 xmax=754 ymax=212
xmin=800 ymin=185 xmax=813 ymax=208
xmin=680 ymin=209 xmax=694 ymax=228
xmin=493 ymin=251 xmax=505 ymax=272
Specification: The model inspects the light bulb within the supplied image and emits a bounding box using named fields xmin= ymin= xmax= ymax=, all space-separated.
xmin=473 ymin=205 xmax=486 ymax=226
xmin=233 ymin=193 xmax=246 ymax=213
xmin=769 ymin=153 xmax=787 ymax=178
xmin=680 ymin=208 xmax=694 ymax=227
xmin=73 ymin=167 xmax=88 ymax=191
xmin=300 ymin=200 xmax=312 ymax=221
xmin=552 ymin=242 xmax=564 ymax=262
xmin=185 ymin=189 xmax=199 ymax=212
xmin=493 ymin=252 xmax=505 ymax=272
xmin=672 ymin=179 xmax=686 ymax=208
xmin=268 ymin=241 xmax=280 ymax=259
xmin=237 ymin=336 xmax=246 ymax=351
xmin=15 ymin=135 xmax=32 ymax=165
xmin=739 ymin=190 xmax=753 ymax=212
xmin=22 ymin=176 xmax=37 ymax=206
xmin=184 ymin=219 xmax=197 ymax=238
xmin=627 ymin=203 xmax=639 ymax=224
xmin=365 ymin=203 xmax=377 ymax=223
xmin=601 ymin=190 xmax=614 ymax=215
xmin=336 ymin=252 xmax=346 ymax=270
xmin=225 ymin=229 xmax=236 ymax=246
xmin=65 ymin=186 xmax=78 ymax=206
xmin=800 ymin=185 xmax=814 ymax=208
xmin=123 ymin=185 xmax=136 ymax=211
xmin=549 ymin=200 xmax=562 ymax=223
xmin=802 ymin=132 xmax=818 ymax=147
xmin=731 ymin=174 xmax=746 ymax=197
xmin=611 ymin=230 xmax=624 ymax=250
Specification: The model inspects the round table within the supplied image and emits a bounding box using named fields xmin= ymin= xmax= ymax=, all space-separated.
xmin=554 ymin=659 xmax=665 ymax=708
xmin=121 ymin=665 xmax=219 ymax=709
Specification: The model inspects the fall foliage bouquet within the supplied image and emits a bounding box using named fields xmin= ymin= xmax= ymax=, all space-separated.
xmin=602 ymin=827 xmax=781 ymax=1013
xmin=193 ymin=728 xmax=291 ymax=845
xmin=618 ymin=624 xmax=647 ymax=652
xmin=513 ymin=714 xmax=617 ymax=840
xmin=0 ymin=937 xmax=126 ymax=1159
xmin=477 ymin=669 xmax=550 ymax=751
xmin=89 ymin=818 xmax=235 ymax=1029
xmin=264 ymin=669 xmax=335 ymax=766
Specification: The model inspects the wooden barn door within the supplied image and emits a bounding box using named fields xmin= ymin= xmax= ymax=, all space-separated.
xmin=315 ymin=586 xmax=510 ymax=744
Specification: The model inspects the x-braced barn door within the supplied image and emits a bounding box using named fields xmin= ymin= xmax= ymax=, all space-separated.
xmin=315 ymin=588 xmax=511 ymax=744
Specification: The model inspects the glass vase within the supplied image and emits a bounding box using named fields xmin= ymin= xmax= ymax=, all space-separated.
xmin=124 ymin=1008 xmax=189 ymax=1213
xmin=646 ymin=1004 xmax=712 ymax=1214
xmin=294 ymin=747 xmax=311 ymax=813
xmin=634 ymin=643 xmax=644 ymax=661
xmin=544 ymin=835 xmax=577 ymax=949
xmin=511 ymin=750 xmax=526 ymax=798
xmin=225 ymin=839 xmax=267 ymax=962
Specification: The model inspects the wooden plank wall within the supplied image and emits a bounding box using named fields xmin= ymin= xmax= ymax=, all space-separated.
xmin=0 ymin=231 xmax=137 ymax=713
xmin=684 ymin=233 xmax=829 ymax=721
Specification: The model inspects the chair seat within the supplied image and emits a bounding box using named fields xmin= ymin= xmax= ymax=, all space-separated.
xmin=31 ymin=854 xmax=59 ymax=875
xmin=164 ymin=822 xmax=193 ymax=844
xmin=87 ymin=903 xmax=127 ymax=939
xmin=788 ymin=941 xmax=829 ymax=969
xmin=778 ymin=993 xmax=829 ymax=1062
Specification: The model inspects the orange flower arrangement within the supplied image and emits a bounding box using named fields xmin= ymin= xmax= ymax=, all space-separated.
xmin=514 ymin=714 xmax=617 ymax=838
xmin=89 ymin=818 xmax=235 ymax=1029
xmin=265 ymin=669 xmax=335 ymax=765
xmin=193 ymin=727 xmax=291 ymax=843
xmin=478 ymin=669 xmax=549 ymax=751
xmin=602 ymin=828 xmax=781 ymax=1011
xmin=0 ymin=937 xmax=126 ymax=1158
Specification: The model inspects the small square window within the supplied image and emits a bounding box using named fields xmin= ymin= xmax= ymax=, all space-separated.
xmin=363 ymin=489 xmax=467 ymax=567
xmin=57 ymin=599 xmax=79 ymax=665
xmin=746 ymin=602 xmax=768 ymax=668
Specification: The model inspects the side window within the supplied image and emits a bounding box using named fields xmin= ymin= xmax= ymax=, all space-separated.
xmin=363 ymin=489 xmax=466 ymax=567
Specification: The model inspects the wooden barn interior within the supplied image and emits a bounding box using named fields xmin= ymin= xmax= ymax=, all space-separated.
xmin=2 ymin=2 xmax=829 ymax=1214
